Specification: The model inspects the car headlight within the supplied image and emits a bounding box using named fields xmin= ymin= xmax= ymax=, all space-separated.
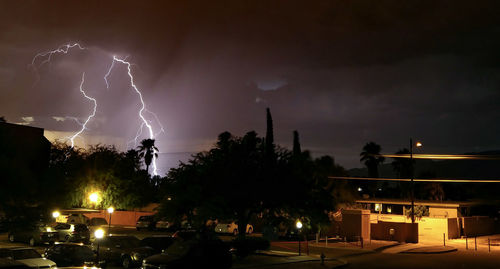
xmin=133 ymin=253 xmax=142 ymax=261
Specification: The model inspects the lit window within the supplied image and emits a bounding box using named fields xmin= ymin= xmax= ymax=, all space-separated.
xmin=387 ymin=206 xmax=392 ymax=213
xmin=375 ymin=203 xmax=381 ymax=212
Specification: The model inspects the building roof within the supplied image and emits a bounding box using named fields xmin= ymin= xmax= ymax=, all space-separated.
xmin=59 ymin=208 xmax=101 ymax=214
xmin=355 ymin=198 xmax=481 ymax=208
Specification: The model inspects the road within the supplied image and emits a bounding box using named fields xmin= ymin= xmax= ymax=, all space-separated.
xmin=3 ymin=228 xmax=500 ymax=269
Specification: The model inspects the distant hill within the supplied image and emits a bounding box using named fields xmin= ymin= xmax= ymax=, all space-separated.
xmin=348 ymin=150 xmax=500 ymax=179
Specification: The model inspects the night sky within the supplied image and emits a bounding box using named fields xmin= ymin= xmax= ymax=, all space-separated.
xmin=1 ymin=1 xmax=500 ymax=173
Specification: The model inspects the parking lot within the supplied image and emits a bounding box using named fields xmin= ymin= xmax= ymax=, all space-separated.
xmin=0 ymin=225 xmax=243 ymax=268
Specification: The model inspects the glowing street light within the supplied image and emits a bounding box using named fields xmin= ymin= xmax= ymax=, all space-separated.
xmin=107 ymin=207 xmax=114 ymax=230
xmin=94 ymin=228 xmax=105 ymax=264
xmin=52 ymin=211 xmax=60 ymax=219
xmin=94 ymin=228 xmax=105 ymax=239
xmin=89 ymin=192 xmax=99 ymax=204
xmin=296 ymin=220 xmax=303 ymax=256
xmin=410 ymin=139 xmax=423 ymax=224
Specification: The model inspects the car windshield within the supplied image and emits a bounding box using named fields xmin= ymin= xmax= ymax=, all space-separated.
xmin=139 ymin=216 xmax=153 ymax=221
xmin=65 ymin=246 xmax=94 ymax=258
xmin=74 ymin=224 xmax=89 ymax=232
xmin=13 ymin=249 xmax=42 ymax=260
xmin=52 ymin=223 xmax=71 ymax=230
xmin=108 ymin=237 xmax=141 ymax=248
xmin=90 ymin=218 xmax=107 ymax=226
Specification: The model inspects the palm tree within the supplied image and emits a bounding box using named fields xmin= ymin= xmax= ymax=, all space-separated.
xmin=391 ymin=148 xmax=412 ymax=178
xmin=360 ymin=142 xmax=385 ymax=178
xmin=137 ymin=138 xmax=159 ymax=174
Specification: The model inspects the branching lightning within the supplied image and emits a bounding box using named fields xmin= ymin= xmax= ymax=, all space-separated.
xmin=105 ymin=56 xmax=163 ymax=176
xmin=31 ymin=43 xmax=85 ymax=68
xmin=31 ymin=44 xmax=164 ymax=175
xmin=30 ymin=43 xmax=85 ymax=87
xmin=30 ymin=43 xmax=97 ymax=149
xmin=68 ymin=73 xmax=97 ymax=148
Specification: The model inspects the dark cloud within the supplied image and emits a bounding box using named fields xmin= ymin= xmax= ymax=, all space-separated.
xmin=1 ymin=0 xmax=500 ymax=171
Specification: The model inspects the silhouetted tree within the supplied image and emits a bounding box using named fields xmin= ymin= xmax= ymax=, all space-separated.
xmin=293 ymin=130 xmax=301 ymax=156
xmin=360 ymin=142 xmax=385 ymax=178
xmin=360 ymin=142 xmax=385 ymax=197
xmin=265 ymin=108 xmax=275 ymax=159
xmin=0 ymin=116 xmax=6 ymax=122
xmin=137 ymin=138 xmax=159 ymax=174
xmin=417 ymin=171 xmax=444 ymax=201
xmin=160 ymin=131 xmax=335 ymax=240
xmin=391 ymin=148 xmax=412 ymax=178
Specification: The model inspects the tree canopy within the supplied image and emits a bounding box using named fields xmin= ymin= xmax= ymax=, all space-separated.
xmin=159 ymin=130 xmax=347 ymax=238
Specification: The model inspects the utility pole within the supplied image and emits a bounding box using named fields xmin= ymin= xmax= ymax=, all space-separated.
xmin=410 ymin=138 xmax=415 ymax=223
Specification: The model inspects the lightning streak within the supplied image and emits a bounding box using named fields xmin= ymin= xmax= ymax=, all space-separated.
xmin=68 ymin=73 xmax=97 ymax=148
xmin=105 ymin=56 xmax=161 ymax=176
xmin=31 ymin=43 xmax=85 ymax=67
xmin=30 ymin=43 xmax=85 ymax=87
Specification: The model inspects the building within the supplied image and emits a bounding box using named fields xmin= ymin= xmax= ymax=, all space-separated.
xmin=355 ymin=198 xmax=496 ymax=242
xmin=0 ymin=122 xmax=51 ymax=208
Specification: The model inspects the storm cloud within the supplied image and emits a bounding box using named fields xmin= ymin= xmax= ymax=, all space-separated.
xmin=1 ymin=0 xmax=500 ymax=172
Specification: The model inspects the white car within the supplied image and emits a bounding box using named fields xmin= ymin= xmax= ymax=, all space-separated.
xmin=155 ymin=218 xmax=174 ymax=230
xmin=214 ymin=222 xmax=253 ymax=235
xmin=0 ymin=247 xmax=56 ymax=268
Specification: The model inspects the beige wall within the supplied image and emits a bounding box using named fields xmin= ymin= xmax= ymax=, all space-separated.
xmin=341 ymin=209 xmax=371 ymax=241
xmin=429 ymin=207 xmax=457 ymax=218
xmin=370 ymin=214 xmax=448 ymax=241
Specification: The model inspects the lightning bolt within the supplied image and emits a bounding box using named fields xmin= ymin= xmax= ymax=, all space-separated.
xmin=30 ymin=43 xmax=85 ymax=87
xmin=68 ymin=73 xmax=97 ymax=148
xmin=30 ymin=43 xmax=97 ymax=149
xmin=105 ymin=56 xmax=162 ymax=176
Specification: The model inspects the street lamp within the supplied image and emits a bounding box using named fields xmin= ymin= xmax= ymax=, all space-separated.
xmin=89 ymin=192 xmax=99 ymax=204
xmin=296 ymin=220 xmax=303 ymax=256
xmin=94 ymin=228 xmax=105 ymax=264
xmin=52 ymin=211 xmax=60 ymax=220
xmin=107 ymin=207 xmax=114 ymax=230
xmin=410 ymin=139 xmax=423 ymax=224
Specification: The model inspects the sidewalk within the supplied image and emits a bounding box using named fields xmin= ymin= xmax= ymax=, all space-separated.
xmin=232 ymin=251 xmax=347 ymax=269
xmin=307 ymin=238 xmax=458 ymax=255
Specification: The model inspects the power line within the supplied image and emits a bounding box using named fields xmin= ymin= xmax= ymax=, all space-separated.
xmin=329 ymin=176 xmax=500 ymax=183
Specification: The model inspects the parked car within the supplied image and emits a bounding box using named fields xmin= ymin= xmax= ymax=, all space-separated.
xmin=141 ymin=235 xmax=176 ymax=254
xmin=51 ymin=223 xmax=90 ymax=243
xmin=0 ymin=248 xmax=56 ymax=268
xmin=136 ymin=215 xmax=156 ymax=231
xmin=88 ymin=218 xmax=109 ymax=241
xmin=8 ymin=222 xmax=59 ymax=246
xmin=89 ymin=217 xmax=108 ymax=227
xmin=155 ymin=218 xmax=175 ymax=231
xmin=91 ymin=235 xmax=154 ymax=268
xmin=142 ymin=233 xmax=232 ymax=269
xmin=67 ymin=214 xmax=89 ymax=225
xmin=215 ymin=221 xmax=253 ymax=235
xmin=43 ymin=243 xmax=95 ymax=267
xmin=0 ymin=258 xmax=30 ymax=269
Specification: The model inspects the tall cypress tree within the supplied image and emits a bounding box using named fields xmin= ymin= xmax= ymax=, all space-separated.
xmin=293 ymin=130 xmax=301 ymax=156
xmin=265 ymin=108 xmax=275 ymax=157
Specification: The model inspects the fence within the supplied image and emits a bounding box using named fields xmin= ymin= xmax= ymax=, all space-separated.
xmin=84 ymin=210 xmax=155 ymax=226
xmin=370 ymin=221 xmax=418 ymax=243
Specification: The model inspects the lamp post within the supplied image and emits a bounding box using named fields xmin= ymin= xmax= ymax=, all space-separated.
xmin=94 ymin=228 xmax=105 ymax=264
xmin=296 ymin=220 xmax=303 ymax=256
xmin=107 ymin=207 xmax=114 ymax=230
xmin=410 ymin=139 xmax=422 ymax=224
xmin=52 ymin=211 xmax=60 ymax=223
